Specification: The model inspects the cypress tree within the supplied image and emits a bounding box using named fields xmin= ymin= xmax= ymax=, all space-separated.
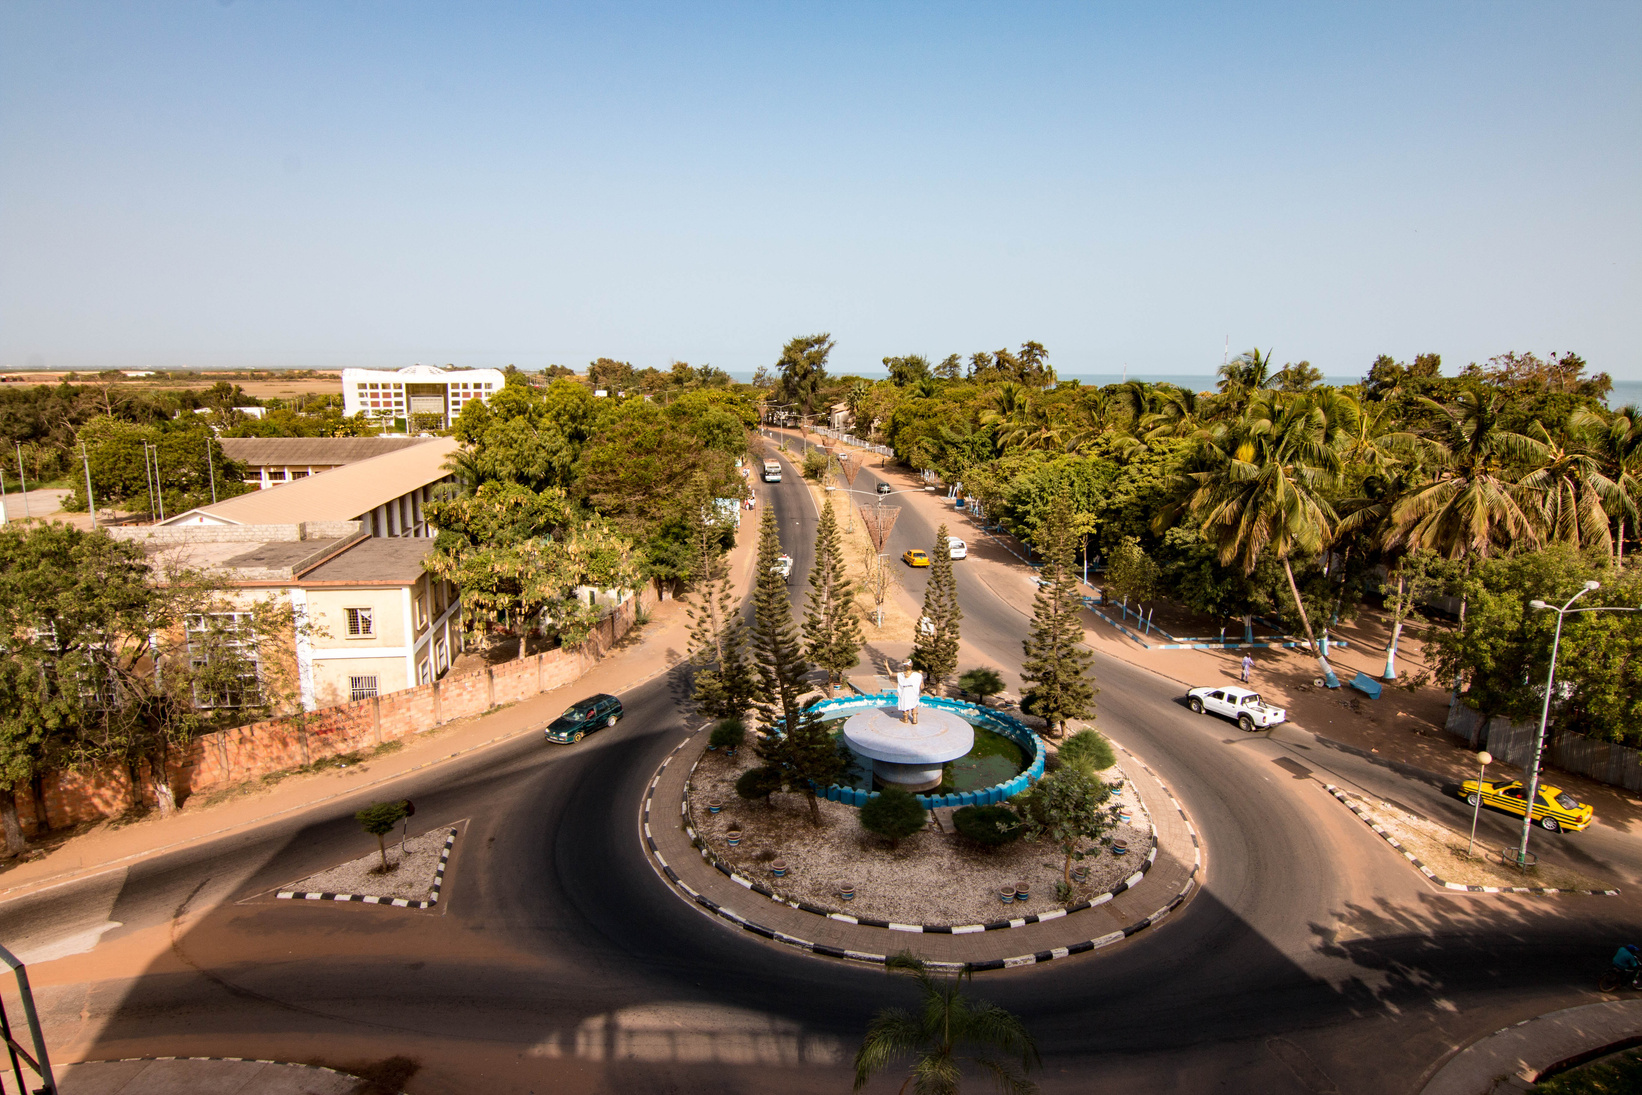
xmin=1020 ymin=488 xmax=1096 ymax=738
xmin=910 ymin=522 xmax=962 ymax=691
xmin=803 ymin=499 xmax=863 ymax=685
xmin=749 ymin=507 xmax=842 ymax=823
xmin=684 ymin=509 xmax=754 ymax=720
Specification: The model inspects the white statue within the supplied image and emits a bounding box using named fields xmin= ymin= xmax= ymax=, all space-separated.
xmin=895 ymin=661 xmax=924 ymax=724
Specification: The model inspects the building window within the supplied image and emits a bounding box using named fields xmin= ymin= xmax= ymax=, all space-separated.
xmin=418 ymin=660 xmax=431 ymax=684
xmin=185 ymin=613 xmax=262 ymax=708
xmin=346 ymin=607 xmax=374 ymax=637
xmin=414 ymin=593 xmax=427 ymax=630
xmin=349 ymin=675 xmax=379 ymax=702
xmin=435 ymin=639 xmax=449 ymax=672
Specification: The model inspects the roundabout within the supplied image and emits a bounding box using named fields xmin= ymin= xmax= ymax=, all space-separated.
xmin=641 ymin=708 xmax=1205 ymax=971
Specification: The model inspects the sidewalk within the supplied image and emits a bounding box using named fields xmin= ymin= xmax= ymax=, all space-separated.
xmin=0 ymin=503 xmax=764 ymax=905
xmin=644 ymin=726 xmax=1202 ymax=970
xmin=1419 ymin=999 xmax=1642 ymax=1094
xmin=57 ymin=1055 xmax=403 ymax=1094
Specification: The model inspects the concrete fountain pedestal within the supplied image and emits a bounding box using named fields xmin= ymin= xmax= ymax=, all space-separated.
xmin=840 ymin=706 xmax=975 ymax=793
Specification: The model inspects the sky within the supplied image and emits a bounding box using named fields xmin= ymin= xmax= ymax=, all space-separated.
xmin=2 ymin=3 xmax=1639 ymax=380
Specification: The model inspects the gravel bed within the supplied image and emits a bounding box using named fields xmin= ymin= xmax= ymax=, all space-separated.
xmin=686 ymin=750 xmax=1153 ymax=926
xmin=286 ymin=827 xmax=454 ymax=902
xmin=1338 ymin=791 xmax=1613 ymax=891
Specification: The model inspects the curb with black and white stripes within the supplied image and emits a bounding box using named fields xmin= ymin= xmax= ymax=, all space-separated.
xmin=67 ymin=1057 xmax=405 ymax=1093
xmin=641 ymin=730 xmax=1203 ymax=971
xmin=1323 ymin=785 xmax=1619 ymax=897
xmin=277 ymin=827 xmax=457 ymax=908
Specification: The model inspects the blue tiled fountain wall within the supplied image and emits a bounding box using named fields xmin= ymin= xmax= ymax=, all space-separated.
xmin=776 ymin=694 xmax=1046 ymax=810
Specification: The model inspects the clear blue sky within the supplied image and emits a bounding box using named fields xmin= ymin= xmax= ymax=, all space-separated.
xmin=2 ymin=2 xmax=1638 ymax=379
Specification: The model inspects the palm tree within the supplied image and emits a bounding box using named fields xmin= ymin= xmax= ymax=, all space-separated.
xmin=1570 ymin=405 xmax=1642 ymax=562
xmin=1141 ymin=384 xmax=1212 ymax=441
xmin=1215 ymin=347 xmax=1280 ymax=410
xmin=1520 ymin=420 xmax=1616 ymax=556
xmin=846 ymin=379 xmax=873 ymax=437
xmin=854 ymin=953 xmax=1040 ymax=1095
xmin=1160 ymin=390 xmax=1343 ymax=684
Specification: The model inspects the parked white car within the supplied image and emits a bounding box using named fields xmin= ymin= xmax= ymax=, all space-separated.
xmin=1185 ymin=686 xmax=1286 ymax=731
xmin=946 ymin=537 xmax=967 ymax=560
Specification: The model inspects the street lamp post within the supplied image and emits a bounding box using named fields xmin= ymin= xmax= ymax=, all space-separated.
xmin=1513 ymin=582 xmax=1639 ymax=869
xmin=1465 ymin=750 xmax=1492 ymax=859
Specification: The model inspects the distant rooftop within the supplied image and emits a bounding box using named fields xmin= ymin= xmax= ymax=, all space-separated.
xmin=298 ymin=536 xmax=437 ymax=584
xmin=218 ymin=436 xmax=434 ymax=466
xmin=161 ymin=437 xmax=458 ymax=527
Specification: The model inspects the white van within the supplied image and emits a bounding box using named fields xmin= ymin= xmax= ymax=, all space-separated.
xmin=763 ymin=460 xmax=782 ymax=483
xmin=946 ymin=537 xmax=967 ymax=559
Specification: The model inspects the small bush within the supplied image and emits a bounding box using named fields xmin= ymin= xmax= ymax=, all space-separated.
xmin=801 ymin=448 xmax=829 ymax=480
xmin=736 ymin=766 xmax=784 ymax=802
xmin=952 ymin=804 xmax=1024 ymax=847
xmin=957 ymin=667 xmax=1005 ymax=706
xmin=710 ymin=718 xmax=747 ymax=751
xmin=1058 ymin=729 xmax=1116 ymax=774
xmin=860 ymin=786 xmax=928 ymax=844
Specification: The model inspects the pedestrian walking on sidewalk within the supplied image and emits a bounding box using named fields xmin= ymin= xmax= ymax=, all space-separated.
xmin=1241 ymin=654 xmax=1253 ymax=683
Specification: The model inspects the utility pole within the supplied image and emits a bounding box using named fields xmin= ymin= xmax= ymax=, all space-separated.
xmin=81 ymin=441 xmax=98 ymax=530
xmin=142 ymin=443 xmax=157 ymax=523
xmin=207 ymin=440 xmax=218 ymax=504
xmin=15 ymin=443 xmax=29 ymax=518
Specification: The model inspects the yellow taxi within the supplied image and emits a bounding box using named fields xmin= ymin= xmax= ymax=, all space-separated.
xmin=1459 ymin=778 xmax=1594 ymax=833
xmin=901 ymin=549 xmax=930 ymax=568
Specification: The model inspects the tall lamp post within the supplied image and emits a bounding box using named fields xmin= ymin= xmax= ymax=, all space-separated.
xmin=1514 ymin=581 xmax=1638 ymax=868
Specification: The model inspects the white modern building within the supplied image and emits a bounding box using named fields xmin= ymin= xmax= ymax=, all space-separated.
xmin=341 ymin=365 xmax=507 ymax=429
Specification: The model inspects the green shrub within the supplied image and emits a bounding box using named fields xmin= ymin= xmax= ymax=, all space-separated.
xmin=957 ymin=667 xmax=1005 ymax=706
xmin=860 ymin=786 xmax=928 ymax=844
xmin=801 ymin=448 xmax=829 ymax=480
xmin=1057 ymin=729 xmax=1116 ymax=774
xmin=952 ymin=804 xmax=1024 ymax=847
xmin=736 ymin=765 xmax=784 ymax=802
xmin=710 ymin=718 xmax=747 ymax=751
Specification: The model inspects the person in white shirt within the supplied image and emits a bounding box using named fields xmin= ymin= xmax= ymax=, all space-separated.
xmin=895 ymin=661 xmax=924 ymax=724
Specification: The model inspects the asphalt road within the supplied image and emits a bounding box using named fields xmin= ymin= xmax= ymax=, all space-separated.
xmin=4 ymin=449 xmax=1641 ymax=1095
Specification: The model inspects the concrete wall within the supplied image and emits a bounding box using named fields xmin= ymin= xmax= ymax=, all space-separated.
xmin=14 ymin=587 xmax=657 ymax=834
xmin=1444 ymin=700 xmax=1642 ymax=794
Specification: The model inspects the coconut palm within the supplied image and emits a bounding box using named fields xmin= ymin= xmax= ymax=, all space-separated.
xmin=1386 ymin=389 xmax=1543 ymax=561
xmin=1141 ymin=384 xmax=1212 ymax=441
xmin=1215 ymin=347 xmax=1281 ymax=410
xmin=845 ymin=379 xmax=873 ymax=437
xmin=854 ymin=953 xmax=1040 ymax=1095
xmin=1570 ymin=404 xmax=1642 ymax=561
xmin=1160 ymin=390 xmax=1343 ymax=684
xmin=1520 ymin=420 xmax=1616 ymax=555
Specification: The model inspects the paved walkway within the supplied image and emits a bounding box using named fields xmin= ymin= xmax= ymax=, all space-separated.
xmin=643 ymin=726 xmax=1203 ymax=970
xmin=1419 ymin=999 xmax=1642 ymax=1094
xmin=57 ymin=1056 xmax=390 ymax=1094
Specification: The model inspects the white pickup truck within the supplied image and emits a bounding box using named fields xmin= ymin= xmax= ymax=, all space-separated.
xmin=1185 ymin=686 xmax=1286 ymax=732
xmin=772 ymin=553 xmax=794 ymax=582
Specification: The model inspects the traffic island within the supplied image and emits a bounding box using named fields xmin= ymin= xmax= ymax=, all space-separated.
xmin=278 ymin=825 xmax=459 ymax=909
xmin=641 ymin=730 xmax=1204 ymax=970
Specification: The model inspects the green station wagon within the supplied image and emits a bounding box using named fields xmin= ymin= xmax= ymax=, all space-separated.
xmin=545 ymin=694 xmax=623 ymax=743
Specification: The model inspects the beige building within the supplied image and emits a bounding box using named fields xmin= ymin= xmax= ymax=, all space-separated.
xmin=218 ymin=436 xmax=435 ymax=490
xmin=161 ymin=437 xmax=458 ymax=538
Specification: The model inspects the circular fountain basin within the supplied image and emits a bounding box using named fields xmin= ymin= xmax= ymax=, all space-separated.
xmin=840 ymin=706 xmax=975 ymax=792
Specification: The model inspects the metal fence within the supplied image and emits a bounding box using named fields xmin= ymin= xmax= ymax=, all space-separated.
xmin=1443 ymin=702 xmax=1642 ymax=793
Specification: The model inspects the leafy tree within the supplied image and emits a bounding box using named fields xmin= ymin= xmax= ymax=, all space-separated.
xmin=860 ymin=786 xmax=928 ymax=845
xmin=1055 ymin=729 xmax=1115 ymax=775
xmin=775 ymin=333 xmax=834 ymax=418
xmin=853 ymin=952 xmax=1040 ymax=1095
xmin=911 ymin=523 xmax=963 ymax=691
xmin=1021 ymin=489 xmax=1096 ymax=738
xmin=588 ymin=357 xmax=635 ymax=391
xmin=1019 ymin=767 xmax=1116 ymax=889
xmin=355 ymin=800 xmax=411 ymax=872
xmin=884 ymin=355 xmax=933 ymax=387
xmin=63 ymin=417 xmax=248 ymax=516
xmin=951 ymin=804 xmax=1023 ymax=847
xmin=423 ymin=481 xmax=636 ymax=658
xmin=956 ymin=667 xmax=1004 ymax=706
xmin=1377 ymin=548 xmax=1449 ymax=681
xmin=1103 ymin=535 xmax=1159 ymax=619
xmin=802 ymin=447 xmax=830 ymax=480
xmin=803 ymin=500 xmax=863 ymax=685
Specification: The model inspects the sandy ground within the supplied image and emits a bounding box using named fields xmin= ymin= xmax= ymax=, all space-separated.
xmin=285 ymin=825 xmax=454 ymax=901
xmin=1334 ymin=789 xmax=1612 ymax=891
xmin=684 ymin=746 xmax=1152 ymax=926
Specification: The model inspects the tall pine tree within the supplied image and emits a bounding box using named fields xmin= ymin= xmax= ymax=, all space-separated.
xmin=684 ymin=499 xmax=754 ymax=720
xmin=910 ymin=522 xmax=962 ymax=691
xmin=1021 ymin=488 xmax=1096 ymax=738
xmin=749 ymin=508 xmax=843 ymax=823
xmin=803 ymin=500 xmax=863 ymax=686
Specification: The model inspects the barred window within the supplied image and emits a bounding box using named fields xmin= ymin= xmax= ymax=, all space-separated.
xmin=346 ymin=607 xmax=374 ymax=637
xmin=350 ymin=675 xmax=379 ymax=702
xmin=185 ymin=612 xmax=261 ymax=709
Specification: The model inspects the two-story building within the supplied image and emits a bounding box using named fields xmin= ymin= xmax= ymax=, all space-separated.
xmin=218 ymin=436 xmax=436 ymax=490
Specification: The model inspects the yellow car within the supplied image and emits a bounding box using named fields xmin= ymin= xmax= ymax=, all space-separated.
xmin=902 ymin=549 xmax=930 ymax=568
xmin=1459 ymin=778 xmax=1594 ymax=833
